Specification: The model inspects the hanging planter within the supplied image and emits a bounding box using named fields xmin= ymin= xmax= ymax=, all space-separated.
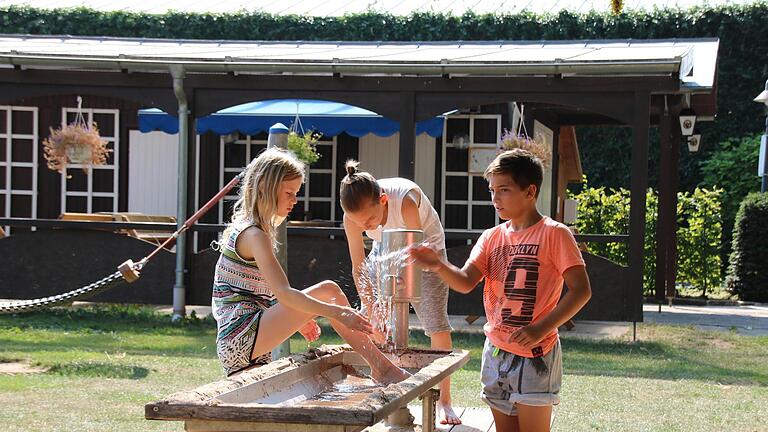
xmin=286 ymin=101 xmax=321 ymax=165
xmin=497 ymin=130 xmax=552 ymax=169
xmin=43 ymin=97 xmax=111 ymax=175
xmin=287 ymin=130 xmax=321 ymax=165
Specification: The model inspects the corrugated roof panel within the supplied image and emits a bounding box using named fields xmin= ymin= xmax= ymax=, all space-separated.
xmin=0 ymin=35 xmax=719 ymax=88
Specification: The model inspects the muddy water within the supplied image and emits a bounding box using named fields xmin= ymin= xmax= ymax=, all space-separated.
xmin=300 ymin=374 xmax=380 ymax=406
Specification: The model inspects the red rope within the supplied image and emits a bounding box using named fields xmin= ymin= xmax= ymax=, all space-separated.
xmin=140 ymin=172 xmax=243 ymax=265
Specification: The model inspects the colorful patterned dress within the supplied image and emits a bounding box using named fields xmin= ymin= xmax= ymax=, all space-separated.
xmin=212 ymin=224 xmax=277 ymax=376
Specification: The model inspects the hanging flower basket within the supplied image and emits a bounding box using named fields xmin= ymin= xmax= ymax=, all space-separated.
xmin=497 ymin=129 xmax=552 ymax=170
xmin=43 ymin=122 xmax=111 ymax=174
xmin=43 ymin=97 xmax=111 ymax=175
xmin=287 ymin=130 xmax=321 ymax=165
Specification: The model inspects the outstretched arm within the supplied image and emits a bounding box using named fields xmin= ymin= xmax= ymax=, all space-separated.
xmin=410 ymin=245 xmax=484 ymax=294
xmin=240 ymin=226 xmax=372 ymax=334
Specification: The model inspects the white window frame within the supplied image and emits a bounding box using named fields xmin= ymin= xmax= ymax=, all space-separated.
xmin=60 ymin=108 xmax=120 ymax=213
xmin=440 ymin=114 xmax=501 ymax=237
xmin=0 ymin=106 xmax=38 ymax=234
xmin=217 ymin=134 xmax=338 ymax=224
xmin=296 ymin=138 xmax=337 ymax=222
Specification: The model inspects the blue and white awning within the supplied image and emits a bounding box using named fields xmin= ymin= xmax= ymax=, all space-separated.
xmin=139 ymin=99 xmax=445 ymax=137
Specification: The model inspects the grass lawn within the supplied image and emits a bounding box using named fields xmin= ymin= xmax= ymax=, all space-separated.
xmin=0 ymin=305 xmax=766 ymax=431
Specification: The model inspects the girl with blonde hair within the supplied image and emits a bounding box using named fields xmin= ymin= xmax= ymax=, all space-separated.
xmin=212 ymin=147 xmax=409 ymax=384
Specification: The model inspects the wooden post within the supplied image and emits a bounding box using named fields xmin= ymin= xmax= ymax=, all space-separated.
xmin=666 ymin=121 xmax=681 ymax=300
xmin=629 ymin=92 xmax=650 ymax=322
xmin=655 ymin=108 xmax=672 ymax=303
xmin=398 ymin=92 xmax=416 ymax=180
xmin=420 ymin=388 xmax=439 ymax=432
xmin=550 ymin=124 xmax=560 ymax=218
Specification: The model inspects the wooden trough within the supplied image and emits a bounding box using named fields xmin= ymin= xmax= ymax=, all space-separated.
xmin=146 ymin=345 xmax=469 ymax=432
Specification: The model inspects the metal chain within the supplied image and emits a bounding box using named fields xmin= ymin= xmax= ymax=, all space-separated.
xmin=0 ymin=271 xmax=125 ymax=314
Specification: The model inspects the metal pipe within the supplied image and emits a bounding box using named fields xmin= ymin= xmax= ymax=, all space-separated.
xmin=392 ymin=301 xmax=410 ymax=350
xmin=379 ymin=229 xmax=424 ymax=351
xmin=170 ymin=65 xmax=188 ymax=322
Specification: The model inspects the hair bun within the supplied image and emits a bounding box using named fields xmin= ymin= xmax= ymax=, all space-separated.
xmin=344 ymin=159 xmax=360 ymax=176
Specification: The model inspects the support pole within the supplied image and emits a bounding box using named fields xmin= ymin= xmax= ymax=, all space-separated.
xmin=170 ymin=65 xmax=188 ymax=322
xmin=629 ymin=92 xmax=650 ymax=323
xmin=655 ymin=106 xmax=672 ymax=303
xmin=268 ymin=123 xmax=291 ymax=360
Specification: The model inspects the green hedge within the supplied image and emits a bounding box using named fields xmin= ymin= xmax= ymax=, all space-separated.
xmin=726 ymin=192 xmax=768 ymax=302
xmin=571 ymin=184 xmax=724 ymax=298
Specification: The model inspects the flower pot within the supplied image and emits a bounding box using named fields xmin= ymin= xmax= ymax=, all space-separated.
xmin=65 ymin=144 xmax=93 ymax=164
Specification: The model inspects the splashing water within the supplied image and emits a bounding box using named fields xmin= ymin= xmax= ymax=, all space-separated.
xmin=356 ymin=243 xmax=424 ymax=352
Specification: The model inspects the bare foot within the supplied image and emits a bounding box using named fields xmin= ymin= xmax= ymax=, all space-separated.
xmin=437 ymin=400 xmax=462 ymax=425
xmin=372 ymin=366 xmax=410 ymax=385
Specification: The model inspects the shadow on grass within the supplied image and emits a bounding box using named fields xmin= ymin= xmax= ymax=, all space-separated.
xmin=47 ymin=361 xmax=149 ymax=379
xmin=0 ymin=305 xmax=216 ymax=334
xmin=561 ymin=337 xmax=768 ymax=386
xmin=0 ymin=337 xmax=219 ymax=360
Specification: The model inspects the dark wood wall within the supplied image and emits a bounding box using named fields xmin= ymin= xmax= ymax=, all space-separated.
xmin=5 ymin=94 xmax=142 ymax=220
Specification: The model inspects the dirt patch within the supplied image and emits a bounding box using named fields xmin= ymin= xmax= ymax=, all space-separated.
xmin=0 ymin=360 xmax=49 ymax=376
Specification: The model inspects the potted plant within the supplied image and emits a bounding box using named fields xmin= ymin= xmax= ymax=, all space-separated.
xmin=43 ymin=98 xmax=111 ymax=175
xmin=287 ymin=130 xmax=322 ymax=165
xmin=497 ymin=128 xmax=552 ymax=169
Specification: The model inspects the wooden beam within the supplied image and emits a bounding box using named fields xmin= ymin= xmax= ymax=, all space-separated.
xmin=398 ymin=91 xmax=416 ymax=180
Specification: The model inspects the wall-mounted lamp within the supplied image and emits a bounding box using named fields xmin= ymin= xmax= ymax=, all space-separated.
xmin=687 ymin=131 xmax=702 ymax=153
xmin=452 ymin=133 xmax=470 ymax=149
xmin=679 ymin=108 xmax=696 ymax=136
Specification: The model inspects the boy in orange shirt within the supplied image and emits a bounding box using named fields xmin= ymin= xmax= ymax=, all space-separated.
xmin=411 ymin=149 xmax=591 ymax=432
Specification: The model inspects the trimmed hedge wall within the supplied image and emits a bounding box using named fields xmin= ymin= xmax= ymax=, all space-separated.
xmin=2 ymin=4 xmax=766 ymax=191
xmin=726 ymin=192 xmax=768 ymax=302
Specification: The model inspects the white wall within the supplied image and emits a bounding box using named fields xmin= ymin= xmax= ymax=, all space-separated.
xmin=358 ymin=132 xmax=436 ymax=203
xmin=128 ymin=130 xmax=178 ymax=216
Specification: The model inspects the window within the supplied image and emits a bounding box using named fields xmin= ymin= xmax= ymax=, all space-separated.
xmin=440 ymin=114 xmax=501 ymax=235
xmin=0 ymin=106 xmax=38 ymax=233
xmin=217 ymin=133 xmax=337 ymax=224
xmin=60 ymin=108 xmax=120 ymax=213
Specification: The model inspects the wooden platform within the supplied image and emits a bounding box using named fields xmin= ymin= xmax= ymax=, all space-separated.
xmin=364 ymin=406 xmax=495 ymax=432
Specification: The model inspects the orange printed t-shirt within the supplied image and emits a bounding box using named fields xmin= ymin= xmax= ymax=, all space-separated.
xmin=467 ymin=216 xmax=585 ymax=358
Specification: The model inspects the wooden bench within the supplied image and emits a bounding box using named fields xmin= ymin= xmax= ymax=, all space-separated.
xmin=59 ymin=212 xmax=115 ymax=223
xmin=111 ymin=213 xmax=176 ymax=247
xmin=58 ymin=212 xmax=176 ymax=247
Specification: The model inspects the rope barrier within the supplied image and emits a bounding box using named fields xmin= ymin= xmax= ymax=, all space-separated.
xmin=0 ymin=172 xmax=244 ymax=315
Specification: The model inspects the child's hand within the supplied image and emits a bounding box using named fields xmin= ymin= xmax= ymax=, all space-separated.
xmin=507 ymin=322 xmax=549 ymax=349
xmin=409 ymin=245 xmax=442 ymax=272
xmin=298 ymin=319 xmax=321 ymax=342
xmin=334 ymin=307 xmax=373 ymax=335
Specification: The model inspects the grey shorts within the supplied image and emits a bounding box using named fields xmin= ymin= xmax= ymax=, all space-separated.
xmin=480 ymin=338 xmax=562 ymax=416
xmin=411 ymin=249 xmax=453 ymax=336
